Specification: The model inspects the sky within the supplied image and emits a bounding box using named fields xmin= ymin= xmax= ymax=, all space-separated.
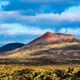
xmin=0 ymin=0 xmax=80 ymax=46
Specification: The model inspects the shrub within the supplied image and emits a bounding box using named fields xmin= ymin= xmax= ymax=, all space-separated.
xmin=13 ymin=68 xmax=33 ymax=80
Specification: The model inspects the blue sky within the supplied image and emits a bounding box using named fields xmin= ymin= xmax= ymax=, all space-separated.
xmin=0 ymin=0 xmax=80 ymax=46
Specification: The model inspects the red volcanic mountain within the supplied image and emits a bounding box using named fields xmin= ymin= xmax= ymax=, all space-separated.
xmin=0 ymin=32 xmax=80 ymax=65
xmin=28 ymin=32 xmax=79 ymax=45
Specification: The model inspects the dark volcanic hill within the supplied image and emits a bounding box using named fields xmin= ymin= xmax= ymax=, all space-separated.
xmin=0 ymin=43 xmax=25 ymax=53
xmin=0 ymin=32 xmax=80 ymax=65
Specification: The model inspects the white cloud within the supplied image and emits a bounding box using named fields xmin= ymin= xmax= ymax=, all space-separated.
xmin=0 ymin=23 xmax=54 ymax=36
xmin=0 ymin=23 xmax=80 ymax=38
xmin=59 ymin=27 xmax=80 ymax=38
xmin=0 ymin=5 xmax=80 ymax=25
xmin=0 ymin=4 xmax=80 ymax=38
xmin=35 ymin=5 xmax=80 ymax=22
xmin=60 ymin=6 xmax=80 ymax=22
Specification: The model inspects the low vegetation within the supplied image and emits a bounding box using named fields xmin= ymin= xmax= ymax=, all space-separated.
xmin=0 ymin=64 xmax=80 ymax=80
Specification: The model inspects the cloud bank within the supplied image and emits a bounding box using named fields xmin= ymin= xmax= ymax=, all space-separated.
xmin=0 ymin=23 xmax=80 ymax=38
xmin=0 ymin=23 xmax=53 ymax=36
xmin=0 ymin=5 xmax=80 ymax=37
xmin=0 ymin=5 xmax=80 ymax=29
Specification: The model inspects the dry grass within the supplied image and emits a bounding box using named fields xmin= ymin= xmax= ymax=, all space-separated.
xmin=0 ymin=64 xmax=80 ymax=73
xmin=0 ymin=64 xmax=80 ymax=80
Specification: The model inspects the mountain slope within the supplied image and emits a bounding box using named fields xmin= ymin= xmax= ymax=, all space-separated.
xmin=0 ymin=32 xmax=80 ymax=64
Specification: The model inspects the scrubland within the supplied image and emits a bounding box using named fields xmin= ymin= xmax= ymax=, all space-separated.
xmin=0 ymin=64 xmax=80 ymax=80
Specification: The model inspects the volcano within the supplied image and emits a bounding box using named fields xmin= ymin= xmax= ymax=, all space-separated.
xmin=0 ymin=32 xmax=80 ymax=65
xmin=28 ymin=32 xmax=79 ymax=45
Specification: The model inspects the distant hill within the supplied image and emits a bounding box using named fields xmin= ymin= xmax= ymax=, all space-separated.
xmin=0 ymin=43 xmax=25 ymax=53
xmin=0 ymin=32 xmax=80 ymax=65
